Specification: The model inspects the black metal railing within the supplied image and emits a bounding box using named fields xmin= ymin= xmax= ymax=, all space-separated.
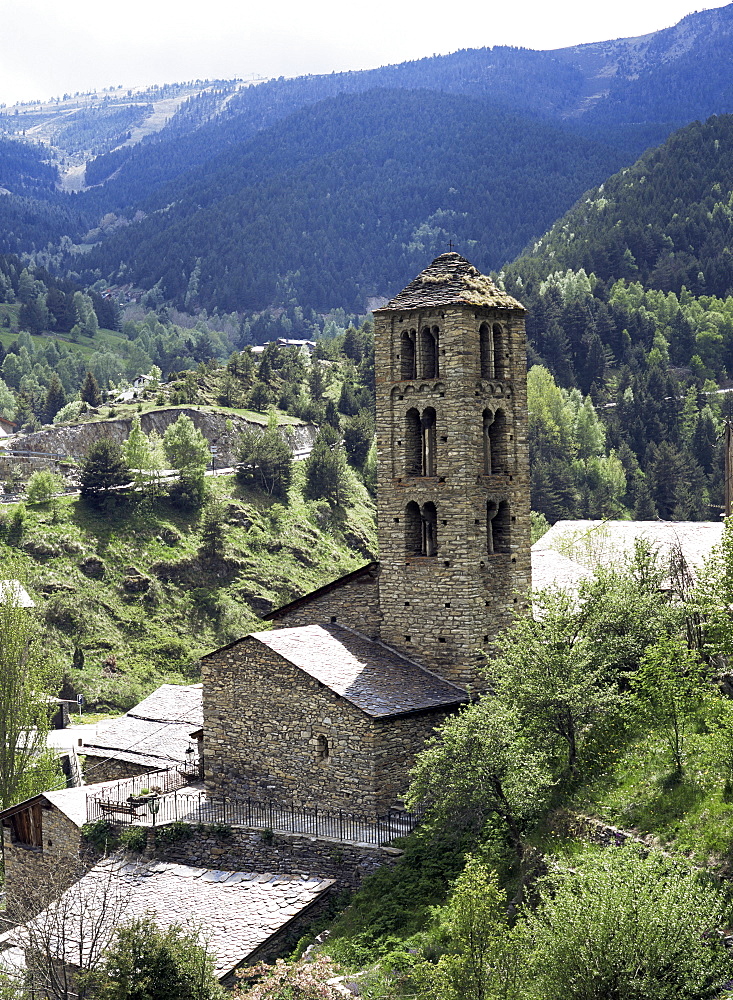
xmin=91 ymin=764 xmax=198 ymax=804
xmin=86 ymin=786 xmax=419 ymax=846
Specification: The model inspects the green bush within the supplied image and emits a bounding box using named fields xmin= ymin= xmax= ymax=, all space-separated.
xmin=26 ymin=469 xmax=64 ymax=504
xmin=119 ymin=826 xmax=147 ymax=852
xmin=154 ymin=821 xmax=193 ymax=846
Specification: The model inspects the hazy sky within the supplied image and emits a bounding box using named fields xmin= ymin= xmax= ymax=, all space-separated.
xmin=0 ymin=0 xmax=728 ymax=107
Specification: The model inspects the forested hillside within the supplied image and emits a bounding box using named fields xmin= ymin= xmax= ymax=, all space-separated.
xmin=76 ymin=90 xmax=626 ymax=313
xmin=502 ymin=114 xmax=733 ymax=522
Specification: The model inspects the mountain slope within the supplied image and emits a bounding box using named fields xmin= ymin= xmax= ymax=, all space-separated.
xmin=76 ymin=89 xmax=626 ymax=313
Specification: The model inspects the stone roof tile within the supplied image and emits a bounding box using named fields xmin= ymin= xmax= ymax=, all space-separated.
xmin=252 ymin=623 xmax=467 ymax=716
xmin=22 ymin=858 xmax=334 ymax=980
xmin=375 ymin=252 xmax=524 ymax=313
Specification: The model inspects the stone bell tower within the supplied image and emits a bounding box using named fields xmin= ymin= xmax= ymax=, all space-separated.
xmin=373 ymin=252 xmax=531 ymax=690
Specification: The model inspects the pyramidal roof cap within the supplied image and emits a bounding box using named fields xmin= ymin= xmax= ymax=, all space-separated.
xmin=376 ymin=252 xmax=524 ymax=313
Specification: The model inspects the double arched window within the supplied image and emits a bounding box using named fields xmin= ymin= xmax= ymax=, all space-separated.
xmin=479 ymin=322 xmax=507 ymax=380
xmin=406 ymin=501 xmax=438 ymax=556
xmin=398 ymin=326 xmax=439 ymax=380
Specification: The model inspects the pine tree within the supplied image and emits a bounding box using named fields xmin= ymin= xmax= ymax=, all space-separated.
xmin=43 ymin=376 xmax=66 ymax=425
xmin=79 ymin=440 xmax=130 ymax=506
xmin=80 ymin=371 xmax=102 ymax=407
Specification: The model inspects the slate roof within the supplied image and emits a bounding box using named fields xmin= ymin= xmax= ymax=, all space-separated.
xmin=80 ymin=684 xmax=202 ymax=773
xmin=375 ymin=252 xmax=525 ymax=313
xmin=18 ymin=858 xmax=334 ymax=981
xmin=263 ymin=562 xmax=378 ymax=621
xmin=532 ymin=519 xmax=723 ymax=588
xmin=252 ymin=623 xmax=467 ymax=716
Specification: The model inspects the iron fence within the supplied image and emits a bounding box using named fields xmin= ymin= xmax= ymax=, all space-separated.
xmin=86 ymin=787 xmax=419 ymax=846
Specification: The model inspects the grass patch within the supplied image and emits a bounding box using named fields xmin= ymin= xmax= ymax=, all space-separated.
xmin=0 ymin=461 xmax=375 ymax=712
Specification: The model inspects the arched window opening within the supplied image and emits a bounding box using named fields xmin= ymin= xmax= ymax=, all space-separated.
xmin=489 ymin=409 xmax=508 ymax=474
xmin=421 ymin=326 xmax=439 ymax=379
xmin=479 ymin=322 xmax=493 ymax=379
xmin=492 ymin=323 xmax=506 ymax=379
xmin=405 ymin=408 xmax=421 ymax=475
xmin=488 ymin=500 xmax=510 ymax=555
xmin=405 ymin=501 xmax=422 ymax=554
xmin=422 ymin=502 xmax=438 ymax=557
xmin=421 ymin=407 xmax=437 ymax=476
xmin=482 ymin=409 xmax=493 ymax=475
xmin=401 ymin=329 xmax=416 ymax=380
xmin=316 ymin=734 xmax=329 ymax=761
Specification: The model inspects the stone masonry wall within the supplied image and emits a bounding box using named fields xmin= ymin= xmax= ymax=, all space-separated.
xmin=203 ymin=638 xmax=446 ymax=816
xmin=204 ymin=639 xmax=378 ymax=813
xmin=374 ymin=305 xmax=532 ymax=689
xmin=81 ymin=755 xmax=157 ymax=785
xmin=270 ymin=566 xmax=382 ymax=638
xmin=148 ymin=824 xmax=402 ymax=890
xmin=3 ymin=806 xmax=83 ymax=919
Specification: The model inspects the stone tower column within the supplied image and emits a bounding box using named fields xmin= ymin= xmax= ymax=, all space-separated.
xmin=374 ymin=253 xmax=531 ymax=690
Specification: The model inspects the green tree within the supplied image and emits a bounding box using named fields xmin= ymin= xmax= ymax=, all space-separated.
xmin=525 ymin=847 xmax=733 ymax=1000
xmin=0 ymin=377 xmax=15 ymax=419
xmin=417 ymin=858 xmax=525 ymax=1000
xmin=95 ymin=916 xmax=224 ymax=1000
xmin=79 ymin=439 xmax=130 ymax=506
xmin=199 ymin=499 xmax=227 ymax=559
xmin=163 ymin=414 xmax=210 ymax=483
xmin=407 ymin=698 xmax=553 ymax=860
xmin=43 ymin=375 xmax=66 ymax=425
xmin=631 ymin=635 xmax=708 ymax=775
xmin=488 ymin=588 xmax=623 ymax=774
xmin=303 ymin=430 xmax=349 ymax=506
xmin=80 ymin=371 xmax=102 ymax=407
xmin=26 ymin=469 xmax=63 ymax=504
xmin=122 ymin=414 xmax=160 ymax=492
xmin=0 ymin=566 xmax=62 ymax=808
xmin=236 ymin=411 xmax=292 ymax=500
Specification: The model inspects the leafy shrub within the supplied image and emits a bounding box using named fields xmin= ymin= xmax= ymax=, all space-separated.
xmin=119 ymin=826 xmax=147 ymax=852
xmin=26 ymin=469 xmax=64 ymax=504
xmin=154 ymin=821 xmax=194 ymax=846
xmin=81 ymin=819 xmax=119 ymax=853
xmin=210 ymin=823 xmax=233 ymax=840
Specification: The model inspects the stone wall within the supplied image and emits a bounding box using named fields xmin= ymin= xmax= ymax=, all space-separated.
xmin=203 ymin=638 xmax=446 ymax=816
xmin=269 ymin=565 xmax=382 ymax=638
xmin=3 ymin=805 xmax=83 ymax=918
xmin=147 ymin=823 xmax=402 ymax=891
xmin=81 ymin=755 xmax=158 ymax=785
xmin=7 ymin=407 xmax=317 ymax=467
xmin=374 ymin=304 xmax=532 ymax=689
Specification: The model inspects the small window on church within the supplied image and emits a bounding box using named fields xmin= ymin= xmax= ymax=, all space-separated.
xmin=401 ymin=330 xmax=416 ymax=380
xmin=493 ymin=323 xmax=507 ymax=379
xmin=479 ymin=322 xmax=492 ymax=379
xmin=420 ymin=326 xmax=439 ymax=379
xmin=421 ymin=408 xmax=437 ymax=476
xmin=316 ymin=735 xmax=329 ymax=761
xmin=405 ymin=408 xmax=421 ymax=475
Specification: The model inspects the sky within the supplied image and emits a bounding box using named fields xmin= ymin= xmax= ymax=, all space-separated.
xmin=0 ymin=0 xmax=729 ymax=107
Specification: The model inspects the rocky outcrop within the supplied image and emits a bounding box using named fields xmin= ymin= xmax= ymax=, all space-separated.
xmin=4 ymin=408 xmax=317 ymax=467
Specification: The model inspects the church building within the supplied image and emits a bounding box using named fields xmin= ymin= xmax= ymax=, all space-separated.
xmin=202 ymin=252 xmax=531 ymax=818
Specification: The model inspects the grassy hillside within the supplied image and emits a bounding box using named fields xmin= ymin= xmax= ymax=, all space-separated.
xmin=0 ymin=462 xmax=375 ymax=711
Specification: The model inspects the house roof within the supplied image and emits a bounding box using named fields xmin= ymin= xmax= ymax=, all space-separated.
xmin=532 ymin=519 xmax=723 ymax=588
xmin=262 ymin=562 xmax=378 ymax=621
xmin=375 ymin=252 xmax=524 ymax=313
xmin=18 ymin=858 xmax=334 ymax=981
xmin=79 ymin=684 xmax=202 ymax=775
xmin=530 ymin=548 xmax=594 ymax=594
xmin=252 ymin=623 xmax=467 ymax=717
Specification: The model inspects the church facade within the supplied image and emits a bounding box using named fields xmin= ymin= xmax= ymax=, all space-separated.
xmin=202 ymin=252 xmax=531 ymax=817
